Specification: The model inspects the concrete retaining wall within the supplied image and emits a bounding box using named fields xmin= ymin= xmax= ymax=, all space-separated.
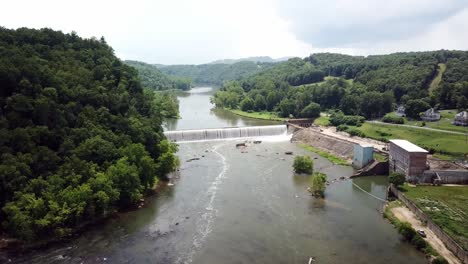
xmin=418 ymin=170 xmax=468 ymax=184
xmin=292 ymin=128 xmax=354 ymax=160
xmin=389 ymin=185 xmax=468 ymax=264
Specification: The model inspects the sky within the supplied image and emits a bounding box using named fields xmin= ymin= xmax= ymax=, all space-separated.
xmin=1 ymin=0 xmax=468 ymax=64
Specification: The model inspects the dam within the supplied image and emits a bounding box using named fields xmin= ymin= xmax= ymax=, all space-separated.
xmin=164 ymin=124 xmax=288 ymax=142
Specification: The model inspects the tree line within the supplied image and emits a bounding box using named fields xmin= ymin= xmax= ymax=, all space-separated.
xmin=212 ymin=51 xmax=468 ymax=119
xmin=125 ymin=60 xmax=192 ymax=91
xmin=0 ymin=27 xmax=179 ymax=240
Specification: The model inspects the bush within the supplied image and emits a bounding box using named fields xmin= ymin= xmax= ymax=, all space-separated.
xmin=309 ymin=172 xmax=327 ymax=197
xmin=336 ymin=124 xmax=349 ymax=132
xmin=300 ymin=102 xmax=321 ymax=118
xmin=330 ymin=111 xmax=365 ymax=127
xmin=432 ymin=256 xmax=449 ymax=264
xmin=346 ymin=127 xmax=365 ymax=137
xmin=398 ymin=222 xmax=416 ymax=241
xmin=389 ymin=172 xmax=406 ymax=187
xmin=293 ymin=156 xmax=313 ymax=174
xmin=411 ymin=235 xmax=427 ymax=250
xmin=382 ymin=113 xmax=405 ymax=124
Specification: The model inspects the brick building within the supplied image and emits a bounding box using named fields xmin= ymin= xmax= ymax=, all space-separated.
xmin=389 ymin=139 xmax=428 ymax=180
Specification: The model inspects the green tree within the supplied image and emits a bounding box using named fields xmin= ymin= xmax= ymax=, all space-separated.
xmin=293 ymin=156 xmax=313 ymax=174
xmin=405 ymin=99 xmax=430 ymax=119
xmin=300 ymin=102 xmax=321 ymax=118
xmin=389 ymin=172 xmax=406 ymax=187
xmin=309 ymin=172 xmax=327 ymax=197
xmin=240 ymin=97 xmax=255 ymax=111
xmin=278 ymin=98 xmax=296 ymax=117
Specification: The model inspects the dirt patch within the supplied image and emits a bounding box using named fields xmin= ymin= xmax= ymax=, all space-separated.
xmin=391 ymin=206 xmax=461 ymax=264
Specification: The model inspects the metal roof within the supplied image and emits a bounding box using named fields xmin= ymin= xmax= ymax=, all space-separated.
xmin=389 ymin=139 xmax=428 ymax=153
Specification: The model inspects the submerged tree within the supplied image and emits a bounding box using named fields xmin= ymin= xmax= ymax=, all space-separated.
xmin=293 ymin=156 xmax=313 ymax=174
xmin=309 ymin=172 xmax=327 ymax=197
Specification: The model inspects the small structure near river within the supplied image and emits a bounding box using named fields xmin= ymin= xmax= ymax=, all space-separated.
xmin=389 ymin=139 xmax=428 ymax=181
xmin=352 ymin=144 xmax=374 ymax=169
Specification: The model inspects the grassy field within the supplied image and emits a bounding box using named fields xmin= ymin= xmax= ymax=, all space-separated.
xmin=429 ymin=63 xmax=446 ymax=94
xmin=313 ymin=115 xmax=330 ymax=126
xmin=401 ymin=185 xmax=468 ymax=251
xmin=404 ymin=110 xmax=468 ymax=134
xmin=354 ymin=123 xmax=467 ymax=158
xmin=298 ymin=143 xmax=349 ymax=165
xmin=228 ymin=109 xmax=286 ymax=121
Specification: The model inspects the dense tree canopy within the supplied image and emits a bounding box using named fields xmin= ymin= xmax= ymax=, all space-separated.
xmin=0 ymin=27 xmax=179 ymax=240
xmin=125 ymin=60 xmax=192 ymax=91
xmin=157 ymin=61 xmax=276 ymax=85
xmin=212 ymin=51 xmax=468 ymax=119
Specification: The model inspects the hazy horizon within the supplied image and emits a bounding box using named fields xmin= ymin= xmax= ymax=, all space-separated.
xmin=2 ymin=0 xmax=468 ymax=64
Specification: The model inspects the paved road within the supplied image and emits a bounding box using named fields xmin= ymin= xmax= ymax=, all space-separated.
xmin=367 ymin=121 xmax=467 ymax=135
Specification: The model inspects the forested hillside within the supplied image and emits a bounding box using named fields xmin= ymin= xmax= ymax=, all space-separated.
xmin=125 ymin=60 xmax=191 ymax=91
xmin=0 ymin=27 xmax=179 ymax=240
xmin=157 ymin=61 xmax=276 ymax=85
xmin=213 ymin=51 xmax=468 ymax=118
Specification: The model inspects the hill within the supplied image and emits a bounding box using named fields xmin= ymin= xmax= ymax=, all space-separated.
xmin=156 ymin=61 xmax=276 ymax=85
xmin=124 ymin=60 xmax=191 ymax=91
xmin=0 ymin=27 xmax=179 ymax=241
xmin=212 ymin=51 xmax=468 ymax=119
xmin=208 ymin=56 xmax=290 ymax=64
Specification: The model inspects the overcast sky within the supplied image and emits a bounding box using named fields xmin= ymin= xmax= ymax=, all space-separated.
xmin=2 ymin=0 xmax=468 ymax=64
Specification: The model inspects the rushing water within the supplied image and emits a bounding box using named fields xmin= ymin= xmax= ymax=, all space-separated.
xmin=2 ymin=87 xmax=427 ymax=264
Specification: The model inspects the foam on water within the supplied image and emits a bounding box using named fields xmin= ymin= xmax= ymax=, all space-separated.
xmin=164 ymin=125 xmax=288 ymax=142
xmin=177 ymin=142 xmax=229 ymax=264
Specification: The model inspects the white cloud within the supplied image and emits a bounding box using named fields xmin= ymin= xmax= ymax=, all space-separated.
xmin=1 ymin=0 xmax=467 ymax=63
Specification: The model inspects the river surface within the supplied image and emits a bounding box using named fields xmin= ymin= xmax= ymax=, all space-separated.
xmin=3 ymin=87 xmax=426 ymax=263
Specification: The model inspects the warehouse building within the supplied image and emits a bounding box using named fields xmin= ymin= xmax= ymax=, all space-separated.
xmin=389 ymin=139 xmax=428 ymax=180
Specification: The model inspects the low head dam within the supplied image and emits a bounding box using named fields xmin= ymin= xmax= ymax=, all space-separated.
xmin=164 ymin=124 xmax=288 ymax=142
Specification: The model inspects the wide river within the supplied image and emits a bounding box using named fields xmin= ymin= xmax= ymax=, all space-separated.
xmin=5 ymin=87 xmax=426 ymax=263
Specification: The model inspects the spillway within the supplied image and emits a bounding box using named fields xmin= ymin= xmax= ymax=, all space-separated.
xmin=164 ymin=125 xmax=288 ymax=142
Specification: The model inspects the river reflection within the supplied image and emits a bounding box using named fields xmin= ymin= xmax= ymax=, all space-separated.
xmin=164 ymin=87 xmax=281 ymax=131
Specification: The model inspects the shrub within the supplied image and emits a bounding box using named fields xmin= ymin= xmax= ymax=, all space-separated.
xmin=376 ymin=130 xmax=392 ymax=137
xmin=432 ymin=256 xmax=449 ymax=264
xmin=336 ymin=124 xmax=349 ymax=132
xmin=382 ymin=113 xmax=405 ymax=124
xmin=309 ymin=172 xmax=327 ymax=197
xmin=300 ymin=102 xmax=321 ymax=118
xmin=389 ymin=172 xmax=406 ymax=187
xmin=411 ymin=235 xmax=427 ymax=250
xmin=398 ymin=222 xmax=416 ymax=241
xmin=346 ymin=127 xmax=365 ymax=137
xmin=330 ymin=111 xmax=365 ymax=126
xmin=293 ymin=156 xmax=313 ymax=174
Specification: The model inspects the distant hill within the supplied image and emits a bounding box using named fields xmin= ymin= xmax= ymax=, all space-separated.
xmin=155 ymin=61 xmax=276 ymax=85
xmin=208 ymin=56 xmax=291 ymax=65
xmin=125 ymin=60 xmax=191 ymax=90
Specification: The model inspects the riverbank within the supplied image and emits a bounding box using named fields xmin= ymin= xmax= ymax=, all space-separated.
xmin=226 ymin=109 xmax=286 ymax=121
xmin=0 ymin=179 xmax=172 ymax=253
xmin=297 ymin=143 xmax=349 ymax=165
xmin=384 ymin=201 xmax=460 ymax=264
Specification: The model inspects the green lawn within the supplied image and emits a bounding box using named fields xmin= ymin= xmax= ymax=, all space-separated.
xmin=429 ymin=63 xmax=446 ymax=94
xmin=298 ymin=143 xmax=349 ymax=165
xmin=354 ymin=123 xmax=467 ymax=158
xmin=404 ymin=110 xmax=468 ymax=133
xmin=313 ymin=115 xmax=330 ymax=126
xmin=228 ymin=109 xmax=286 ymax=121
xmin=401 ymin=185 xmax=468 ymax=251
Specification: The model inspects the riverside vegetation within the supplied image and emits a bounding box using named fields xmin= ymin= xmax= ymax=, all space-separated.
xmin=0 ymin=27 xmax=180 ymax=241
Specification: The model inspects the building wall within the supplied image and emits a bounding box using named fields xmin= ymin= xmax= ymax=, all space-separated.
xmin=389 ymin=142 xmax=427 ymax=178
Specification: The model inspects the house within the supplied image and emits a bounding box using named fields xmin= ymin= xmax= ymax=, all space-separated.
xmin=353 ymin=144 xmax=374 ymax=169
xmin=420 ymin=108 xmax=440 ymax=121
xmin=452 ymin=111 xmax=468 ymax=126
xmin=395 ymin=105 xmax=406 ymax=117
xmin=389 ymin=139 xmax=428 ymax=181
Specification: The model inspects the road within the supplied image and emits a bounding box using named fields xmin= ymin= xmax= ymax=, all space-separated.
xmin=367 ymin=121 xmax=467 ymax=135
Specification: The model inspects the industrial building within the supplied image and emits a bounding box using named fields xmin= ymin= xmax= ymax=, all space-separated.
xmin=353 ymin=144 xmax=374 ymax=169
xmin=389 ymin=139 xmax=428 ymax=180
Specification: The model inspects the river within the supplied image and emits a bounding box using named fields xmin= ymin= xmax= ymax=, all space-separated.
xmin=4 ymin=87 xmax=426 ymax=263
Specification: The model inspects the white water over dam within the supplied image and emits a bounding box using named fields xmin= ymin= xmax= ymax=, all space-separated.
xmin=164 ymin=125 xmax=288 ymax=142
